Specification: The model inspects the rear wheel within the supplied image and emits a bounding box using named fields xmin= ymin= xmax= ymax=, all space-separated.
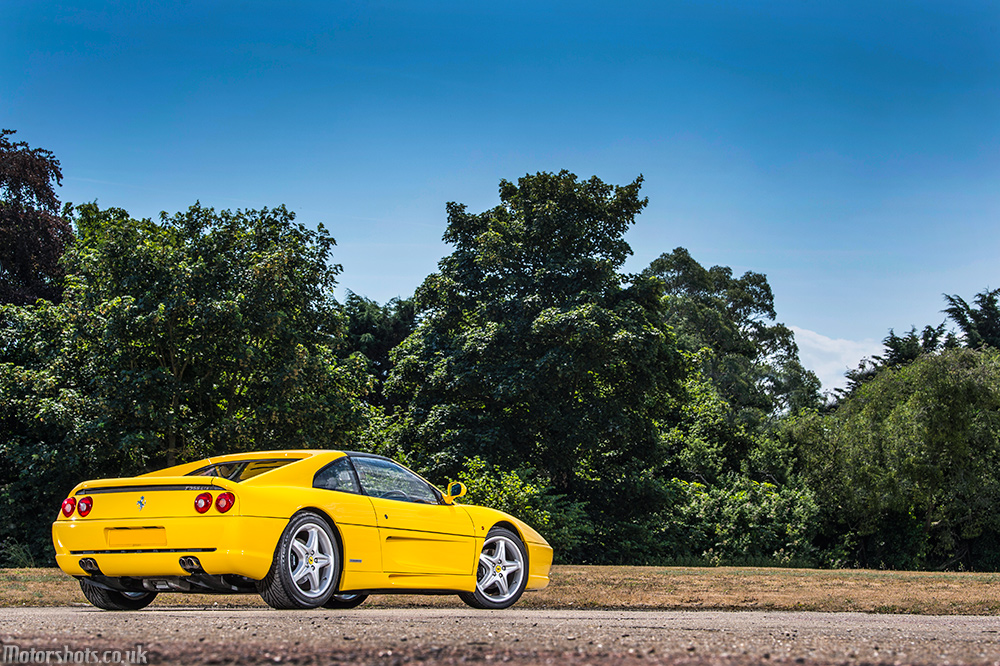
xmin=322 ymin=592 xmax=369 ymax=609
xmin=258 ymin=511 xmax=339 ymax=609
xmin=458 ymin=526 xmax=528 ymax=610
xmin=79 ymin=579 xmax=157 ymax=611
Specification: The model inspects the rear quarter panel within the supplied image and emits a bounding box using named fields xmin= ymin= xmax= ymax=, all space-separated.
xmin=220 ymin=453 xmax=383 ymax=573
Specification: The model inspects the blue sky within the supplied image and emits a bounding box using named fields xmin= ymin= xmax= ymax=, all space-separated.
xmin=4 ymin=1 xmax=998 ymax=390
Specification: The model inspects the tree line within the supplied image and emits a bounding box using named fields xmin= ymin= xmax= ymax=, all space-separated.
xmin=2 ymin=130 xmax=998 ymax=570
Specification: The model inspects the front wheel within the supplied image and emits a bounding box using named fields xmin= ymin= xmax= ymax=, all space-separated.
xmin=459 ymin=526 xmax=528 ymax=610
xmin=258 ymin=511 xmax=340 ymax=609
xmin=323 ymin=592 xmax=369 ymax=609
xmin=79 ymin=579 xmax=157 ymax=611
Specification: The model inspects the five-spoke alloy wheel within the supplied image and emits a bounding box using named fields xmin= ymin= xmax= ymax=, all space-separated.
xmin=258 ymin=511 xmax=340 ymax=609
xmin=459 ymin=526 xmax=528 ymax=609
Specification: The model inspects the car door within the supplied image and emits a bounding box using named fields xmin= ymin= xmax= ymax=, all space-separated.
xmin=351 ymin=456 xmax=475 ymax=576
xmin=312 ymin=456 xmax=381 ymax=572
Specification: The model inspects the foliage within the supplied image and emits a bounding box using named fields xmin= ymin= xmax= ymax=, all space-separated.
xmin=0 ymin=298 xmax=114 ymax=564
xmin=7 ymin=142 xmax=999 ymax=573
xmin=944 ymin=288 xmax=1000 ymax=350
xmin=385 ymin=171 xmax=686 ymax=562
xmin=659 ymin=356 xmax=751 ymax=483
xmin=645 ymin=247 xmax=821 ymax=424
xmin=61 ymin=202 xmax=372 ymax=468
xmin=660 ymin=351 xmax=802 ymax=487
xmin=798 ymin=348 xmax=1000 ymax=569
xmin=659 ymin=476 xmax=819 ymax=566
xmin=839 ymin=287 xmax=999 ymax=400
xmin=0 ymin=129 xmax=73 ymax=305
xmin=840 ymin=324 xmax=958 ymax=397
xmin=0 ymin=537 xmax=37 ymax=568
xmin=341 ymin=291 xmax=416 ymax=407
xmin=456 ymin=456 xmax=593 ymax=559
xmin=0 ymin=202 xmax=372 ymax=563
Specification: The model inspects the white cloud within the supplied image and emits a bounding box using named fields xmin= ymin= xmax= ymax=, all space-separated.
xmin=790 ymin=326 xmax=884 ymax=392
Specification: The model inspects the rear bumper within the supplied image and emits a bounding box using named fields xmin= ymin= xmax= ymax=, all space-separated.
xmin=52 ymin=515 xmax=285 ymax=580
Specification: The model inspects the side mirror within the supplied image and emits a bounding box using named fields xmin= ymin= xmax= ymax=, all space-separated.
xmin=443 ymin=481 xmax=467 ymax=504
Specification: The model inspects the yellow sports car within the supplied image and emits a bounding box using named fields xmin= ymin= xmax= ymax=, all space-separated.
xmin=52 ymin=450 xmax=552 ymax=611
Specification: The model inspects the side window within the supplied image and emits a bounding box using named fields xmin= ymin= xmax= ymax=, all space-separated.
xmin=313 ymin=457 xmax=361 ymax=494
xmin=351 ymin=457 xmax=440 ymax=504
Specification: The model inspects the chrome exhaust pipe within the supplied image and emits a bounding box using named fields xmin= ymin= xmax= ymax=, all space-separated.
xmin=79 ymin=557 xmax=100 ymax=573
xmin=179 ymin=556 xmax=203 ymax=573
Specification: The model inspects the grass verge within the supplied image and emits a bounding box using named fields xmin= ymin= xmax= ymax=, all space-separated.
xmin=4 ymin=566 xmax=1000 ymax=614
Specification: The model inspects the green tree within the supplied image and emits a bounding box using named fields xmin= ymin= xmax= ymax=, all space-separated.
xmin=799 ymin=348 xmax=1000 ymax=569
xmin=659 ymin=356 xmax=751 ymax=484
xmin=944 ymin=288 xmax=1000 ymax=350
xmin=659 ymin=476 xmax=819 ymax=566
xmin=0 ymin=202 xmax=372 ymax=562
xmin=0 ymin=300 xmax=109 ymax=564
xmin=645 ymin=247 xmax=820 ymax=424
xmin=0 ymin=129 xmax=73 ymax=304
xmin=385 ymin=171 xmax=686 ymax=562
xmin=341 ymin=291 xmax=416 ymax=407
xmin=839 ymin=287 xmax=1000 ymax=400
xmin=840 ymin=324 xmax=958 ymax=397
xmin=64 ymin=202 xmax=371 ymax=467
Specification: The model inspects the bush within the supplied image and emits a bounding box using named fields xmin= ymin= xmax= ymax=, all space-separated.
xmin=456 ymin=457 xmax=593 ymax=561
xmin=659 ymin=475 xmax=819 ymax=566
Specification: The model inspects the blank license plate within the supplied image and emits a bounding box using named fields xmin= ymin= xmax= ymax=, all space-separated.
xmin=106 ymin=528 xmax=167 ymax=547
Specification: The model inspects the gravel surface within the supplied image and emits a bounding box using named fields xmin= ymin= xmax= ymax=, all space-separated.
xmin=3 ymin=607 xmax=1000 ymax=665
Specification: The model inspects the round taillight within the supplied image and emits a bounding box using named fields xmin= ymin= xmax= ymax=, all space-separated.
xmin=61 ymin=497 xmax=77 ymax=518
xmin=215 ymin=492 xmax=235 ymax=513
xmin=77 ymin=496 xmax=93 ymax=517
xmin=194 ymin=492 xmax=213 ymax=514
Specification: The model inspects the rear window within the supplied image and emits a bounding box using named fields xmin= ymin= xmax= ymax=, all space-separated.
xmin=186 ymin=459 xmax=300 ymax=482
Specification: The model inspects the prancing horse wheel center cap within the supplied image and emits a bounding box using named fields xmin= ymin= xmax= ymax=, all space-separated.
xmin=494 ymin=564 xmax=503 ymax=573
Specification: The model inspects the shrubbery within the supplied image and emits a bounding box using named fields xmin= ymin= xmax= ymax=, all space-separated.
xmin=456 ymin=457 xmax=593 ymax=560
xmin=660 ymin=476 xmax=819 ymax=566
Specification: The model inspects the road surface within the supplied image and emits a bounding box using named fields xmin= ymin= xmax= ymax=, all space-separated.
xmin=3 ymin=607 xmax=1000 ymax=664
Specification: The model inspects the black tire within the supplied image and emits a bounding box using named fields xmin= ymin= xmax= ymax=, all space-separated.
xmin=458 ymin=526 xmax=529 ymax=610
xmin=79 ymin=579 xmax=157 ymax=611
xmin=257 ymin=511 xmax=340 ymax=609
xmin=322 ymin=592 xmax=369 ymax=609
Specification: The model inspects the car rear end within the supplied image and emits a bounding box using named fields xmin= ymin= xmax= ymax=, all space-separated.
xmin=52 ymin=476 xmax=287 ymax=586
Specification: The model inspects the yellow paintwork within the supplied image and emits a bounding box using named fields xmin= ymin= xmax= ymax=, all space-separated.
xmin=52 ymin=450 xmax=553 ymax=595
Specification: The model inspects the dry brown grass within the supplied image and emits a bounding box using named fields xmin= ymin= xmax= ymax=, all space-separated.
xmin=531 ymin=565 xmax=1000 ymax=614
xmin=5 ymin=565 xmax=1000 ymax=614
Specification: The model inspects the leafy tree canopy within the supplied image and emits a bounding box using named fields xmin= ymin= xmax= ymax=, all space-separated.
xmin=944 ymin=288 xmax=1000 ymax=350
xmin=645 ymin=247 xmax=820 ymax=423
xmin=0 ymin=129 xmax=73 ymax=304
xmin=384 ymin=171 xmax=686 ymax=561
xmin=341 ymin=291 xmax=416 ymax=408
xmin=62 ymin=202 xmax=371 ymax=467
xmin=799 ymin=347 xmax=1000 ymax=569
xmin=838 ymin=288 xmax=998 ymax=399
xmin=841 ymin=324 xmax=959 ymax=397
xmin=1 ymin=202 xmax=373 ymax=561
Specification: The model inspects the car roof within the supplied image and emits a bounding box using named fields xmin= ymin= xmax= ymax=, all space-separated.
xmin=190 ymin=449 xmax=392 ymax=464
xmin=145 ymin=449 xmax=396 ymax=478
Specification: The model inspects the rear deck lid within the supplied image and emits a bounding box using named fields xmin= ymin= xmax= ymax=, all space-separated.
xmin=65 ymin=476 xmax=230 ymax=521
